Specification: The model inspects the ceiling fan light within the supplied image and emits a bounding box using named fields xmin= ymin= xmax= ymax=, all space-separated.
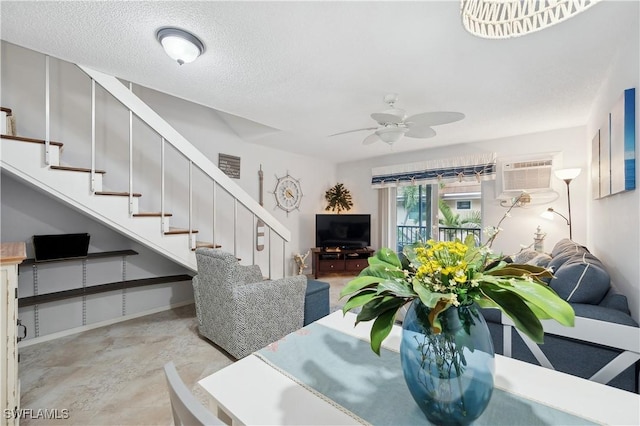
xmin=375 ymin=127 xmax=407 ymax=145
xmin=383 ymin=107 xmax=406 ymax=120
xmin=157 ymin=27 xmax=205 ymax=65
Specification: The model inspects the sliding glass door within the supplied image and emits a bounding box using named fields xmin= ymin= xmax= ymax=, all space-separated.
xmin=395 ymin=182 xmax=482 ymax=252
xmin=396 ymin=185 xmax=434 ymax=252
xmin=437 ymin=181 xmax=482 ymax=245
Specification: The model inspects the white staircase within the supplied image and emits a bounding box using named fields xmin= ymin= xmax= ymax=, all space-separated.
xmin=1 ymin=134 xmax=200 ymax=269
xmin=1 ymin=58 xmax=290 ymax=276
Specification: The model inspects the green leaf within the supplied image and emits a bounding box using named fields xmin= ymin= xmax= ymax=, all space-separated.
xmin=372 ymin=248 xmax=402 ymax=269
xmin=476 ymin=297 xmax=499 ymax=309
xmin=486 ymin=265 xmax=553 ymax=283
xmin=377 ymin=279 xmax=416 ymax=298
xmin=341 ymin=290 xmax=378 ymax=314
xmin=370 ymin=308 xmax=398 ymax=355
xmin=480 ymin=283 xmax=545 ymax=343
xmin=484 ymin=259 xmax=513 ymax=272
xmin=507 ymin=263 xmax=554 ymax=279
xmin=491 ymin=279 xmax=574 ymax=327
xmin=359 ymin=263 xmax=405 ymax=280
xmin=413 ymin=279 xmax=455 ymax=308
xmin=402 ymin=242 xmax=424 ymax=266
xmin=485 ymin=265 xmax=527 ymax=276
xmin=464 ymin=234 xmax=476 ymax=248
xmin=356 ymin=296 xmax=405 ymax=324
xmin=340 ymin=275 xmax=384 ymax=298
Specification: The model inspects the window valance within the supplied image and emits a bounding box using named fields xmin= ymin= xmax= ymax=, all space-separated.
xmin=371 ymin=153 xmax=496 ymax=188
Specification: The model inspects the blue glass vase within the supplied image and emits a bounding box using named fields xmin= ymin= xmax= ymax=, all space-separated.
xmin=400 ymin=300 xmax=495 ymax=425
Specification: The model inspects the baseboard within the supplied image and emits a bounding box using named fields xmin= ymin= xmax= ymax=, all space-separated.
xmin=18 ymin=299 xmax=195 ymax=348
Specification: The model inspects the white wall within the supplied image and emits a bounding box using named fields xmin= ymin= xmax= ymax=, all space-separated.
xmin=585 ymin=19 xmax=640 ymax=322
xmin=338 ymin=126 xmax=587 ymax=256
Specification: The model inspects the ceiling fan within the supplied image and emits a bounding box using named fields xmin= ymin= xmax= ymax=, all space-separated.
xmin=330 ymin=93 xmax=465 ymax=146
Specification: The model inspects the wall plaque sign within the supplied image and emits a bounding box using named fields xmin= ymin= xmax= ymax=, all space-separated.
xmin=218 ymin=154 xmax=241 ymax=179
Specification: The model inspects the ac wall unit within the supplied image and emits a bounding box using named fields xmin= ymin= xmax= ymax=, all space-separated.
xmin=496 ymin=155 xmax=556 ymax=199
xmin=503 ymin=159 xmax=553 ymax=191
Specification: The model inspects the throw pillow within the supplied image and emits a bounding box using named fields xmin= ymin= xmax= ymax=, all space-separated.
xmin=528 ymin=253 xmax=552 ymax=267
xmin=550 ymin=252 xmax=610 ymax=304
xmin=513 ymin=249 xmax=539 ymax=264
xmin=550 ymin=238 xmax=589 ymax=258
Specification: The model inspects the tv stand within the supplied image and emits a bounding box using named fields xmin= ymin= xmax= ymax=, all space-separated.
xmin=311 ymin=247 xmax=374 ymax=279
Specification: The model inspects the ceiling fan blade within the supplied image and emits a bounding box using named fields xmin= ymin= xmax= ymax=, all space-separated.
xmin=406 ymin=111 xmax=465 ymax=127
xmin=362 ymin=133 xmax=380 ymax=145
xmin=405 ymin=126 xmax=437 ymax=138
xmin=328 ymin=126 xmax=378 ymax=137
xmin=371 ymin=111 xmax=405 ymax=124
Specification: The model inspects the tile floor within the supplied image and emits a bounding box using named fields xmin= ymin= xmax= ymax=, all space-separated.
xmin=17 ymin=274 xmax=354 ymax=425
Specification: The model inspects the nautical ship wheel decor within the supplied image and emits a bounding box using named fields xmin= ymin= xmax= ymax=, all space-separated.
xmin=273 ymin=172 xmax=303 ymax=215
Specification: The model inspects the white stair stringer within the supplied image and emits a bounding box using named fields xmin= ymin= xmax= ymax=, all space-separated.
xmin=1 ymin=137 xmax=197 ymax=272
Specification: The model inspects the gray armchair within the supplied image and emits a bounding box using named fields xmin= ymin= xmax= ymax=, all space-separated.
xmin=192 ymin=248 xmax=307 ymax=359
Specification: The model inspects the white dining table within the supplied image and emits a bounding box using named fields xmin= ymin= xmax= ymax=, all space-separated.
xmin=198 ymin=311 xmax=640 ymax=425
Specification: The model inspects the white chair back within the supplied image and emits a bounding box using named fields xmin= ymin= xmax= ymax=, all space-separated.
xmin=164 ymin=361 xmax=223 ymax=426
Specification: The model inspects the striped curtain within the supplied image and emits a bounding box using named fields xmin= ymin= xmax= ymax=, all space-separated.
xmin=371 ymin=153 xmax=496 ymax=188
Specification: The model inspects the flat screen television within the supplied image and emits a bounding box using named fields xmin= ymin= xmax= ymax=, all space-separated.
xmin=316 ymin=214 xmax=371 ymax=249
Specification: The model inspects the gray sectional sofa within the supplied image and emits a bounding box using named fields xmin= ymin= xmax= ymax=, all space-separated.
xmin=482 ymin=239 xmax=639 ymax=393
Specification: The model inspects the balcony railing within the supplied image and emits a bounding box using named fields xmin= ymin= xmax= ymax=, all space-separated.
xmin=396 ymin=225 xmax=429 ymax=253
xmin=396 ymin=225 xmax=482 ymax=252
xmin=438 ymin=227 xmax=482 ymax=245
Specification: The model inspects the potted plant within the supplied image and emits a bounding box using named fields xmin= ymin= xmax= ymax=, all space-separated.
xmin=340 ymin=195 xmax=575 ymax=424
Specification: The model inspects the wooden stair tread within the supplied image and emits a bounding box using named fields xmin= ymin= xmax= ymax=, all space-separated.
xmin=132 ymin=212 xmax=174 ymax=217
xmin=192 ymin=242 xmax=222 ymax=251
xmin=165 ymin=228 xmax=199 ymax=235
xmin=51 ymin=165 xmax=106 ymax=174
xmin=1 ymin=134 xmax=63 ymax=147
xmin=1 ymin=107 xmax=12 ymax=115
xmin=95 ymin=191 xmax=142 ymax=197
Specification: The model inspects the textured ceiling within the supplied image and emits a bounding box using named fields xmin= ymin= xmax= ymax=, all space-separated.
xmin=1 ymin=1 xmax=638 ymax=163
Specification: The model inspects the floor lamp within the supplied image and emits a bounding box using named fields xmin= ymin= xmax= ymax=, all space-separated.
xmin=541 ymin=168 xmax=581 ymax=240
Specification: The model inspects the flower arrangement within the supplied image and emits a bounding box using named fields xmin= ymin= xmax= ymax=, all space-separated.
xmin=340 ymin=198 xmax=575 ymax=355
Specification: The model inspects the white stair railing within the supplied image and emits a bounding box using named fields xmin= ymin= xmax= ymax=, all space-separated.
xmin=30 ymin=54 xmax=290 ymax=276
xmin=79 ymin=65 xmax=290 ymax=269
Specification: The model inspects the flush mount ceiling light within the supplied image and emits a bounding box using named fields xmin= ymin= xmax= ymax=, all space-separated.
xmin=460 ymin=0 xmax=601 ymax=39
xmin=156 ymin=27 xmax=205 ymax=65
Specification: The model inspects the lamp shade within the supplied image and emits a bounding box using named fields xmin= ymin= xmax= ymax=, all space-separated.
xmin=157 ymin=27 xmax=205 ymax=65
xmin=554 ymin=168 xmax=581 ymax=181
xmin=540 ymin=208 xmax=555 ymax=221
